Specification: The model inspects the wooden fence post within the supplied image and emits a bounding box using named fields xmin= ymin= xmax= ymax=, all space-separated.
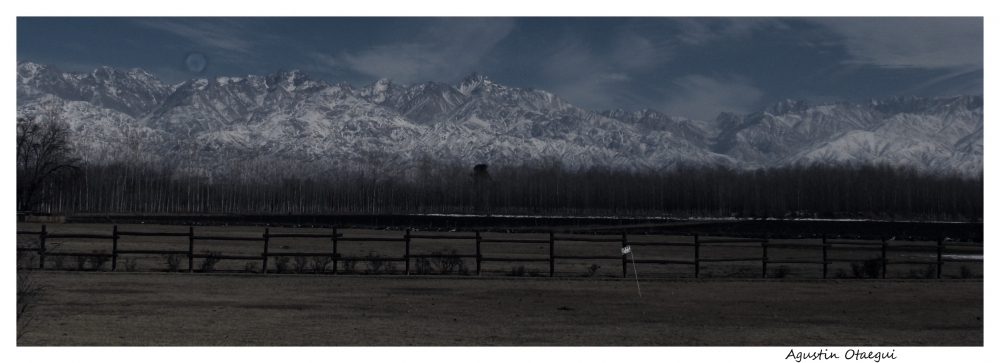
xmin=475 ymin=230 xmax=481 ymax=276
xmin=937 ymin=236 xmax=944 ymax=279
xmin=404 ymin=229 xmax=411 ymax=275
xmin=262 ymin=228 xmax=269 ymax=274
xmin=881 ymin=236 xmax=887 ymax=279
xmin=333 ymin=228 xmax=339 ymax=275
xmin=112 ymin=225 xmax=119 ymax=271
xmin=622 ymin=232 xmax=628 ymax=278
xmin=549 ymin=232 xmax=555 ymax=277
xmin=188 ymin=226 xmax=195 ymax=273
xmin=694 ymin=234 xmax=700 ymax=278
xmin=762 ymin=234 xmax=768 ymax=278
xmin=822 ymin=234 xmax=828 ymax=279
xmin=38 ymin=225 xmax=47 ymax=270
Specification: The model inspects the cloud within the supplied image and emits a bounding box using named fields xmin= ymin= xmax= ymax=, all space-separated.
xmin=538 ymin=30 xmax=671 ymax=110
xmin=660 ymin=75 xmax=764 ymax=121
xmin=336 ymin=18 xmax=515 ymax=84
xmin=134 ymin=18 xmax=256 ymax=57
xmin=812 ymin=18 xmax=982 ymax=69
xmin=674 ymin=18 xmax=788 ymax=45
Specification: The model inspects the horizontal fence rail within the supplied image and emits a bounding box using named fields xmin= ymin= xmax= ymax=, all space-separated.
xmin=15 ymin=225 xmax=983 ymax=279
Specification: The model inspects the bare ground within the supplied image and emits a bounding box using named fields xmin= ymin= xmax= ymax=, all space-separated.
xmin=17 ymin=271 xmax=982 ymax=346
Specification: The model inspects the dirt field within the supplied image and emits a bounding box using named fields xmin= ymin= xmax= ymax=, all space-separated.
xmin=17 ymin=271 xmax=982 ymax=346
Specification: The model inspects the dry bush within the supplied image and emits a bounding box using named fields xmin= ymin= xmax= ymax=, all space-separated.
xmin=162 ymin=254 xmax=183 ymax=272
xmin=584 ymin=264 xmax=601 ymax=277
xmin=773 ymin=266 xmax=791 ymax=278
xmin=507 ymin=266 xmax=525 ymax=277
xmin=244 ymin=262 xmax=259 ymax=273
xmin=293 ymin=256 xmax=309 ymax=273
xmin=50 ymin=255 xmax=67 ymax=270
xmin=851 ymin=256 xmax=882 ymax=279
xmin=341 ymin=257 xmax=357 ymax=273
xmin=123 ymin=258 xmax=138 ymax=272
xmin=414 ymin=258 xmax=432 ymax=275
xmin=432 ymin=249 xmax=463 ymax=274
xmin=310 ymin=256 xmax=331 ymax=273
xmin=88 ymin=251 xmax=110 ymax=271
xmin=960 ymin=265 xmax=974 ymax=279
xmin=199 ymin=250 xmax=221 ymax=272
xmin=17 ymin=270 xmax=44 ymax=341
xmin=364 ymin=251 xmax=384 ymax=274
xmin=75 ymin=255 xmax=88 ymax=270
xmin=907 ymin=265 xmax=936 ymax=279
xmin=273 ymin=256 xmax=290 ymax=273
xmin=16 ymin=237 xmax=39 ymax=270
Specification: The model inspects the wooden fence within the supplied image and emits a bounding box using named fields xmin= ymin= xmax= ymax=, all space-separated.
xmin=15 ymin=225 xmax=982 ymax=278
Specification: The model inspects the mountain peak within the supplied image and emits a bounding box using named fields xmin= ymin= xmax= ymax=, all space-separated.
xmin=457 ymin=72 xmax=498 ymax=96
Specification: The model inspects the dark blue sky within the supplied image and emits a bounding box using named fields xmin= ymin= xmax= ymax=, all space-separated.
xmin=17 ymin=16 xmax=983 ymax=120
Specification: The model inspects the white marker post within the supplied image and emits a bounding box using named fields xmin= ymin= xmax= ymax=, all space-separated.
xmin=622 ymin=245 xmax=640 ymax=297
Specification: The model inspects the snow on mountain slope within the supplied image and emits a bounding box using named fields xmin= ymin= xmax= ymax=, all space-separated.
xmin=15 ymin=62 xmax=983 ymax=177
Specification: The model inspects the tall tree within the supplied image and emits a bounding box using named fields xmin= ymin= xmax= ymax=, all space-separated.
xmin=16 ymin=111 xmax=80 ymax=211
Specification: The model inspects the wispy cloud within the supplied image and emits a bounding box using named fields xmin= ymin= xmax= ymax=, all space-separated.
xmin=660 ymin=75 xmax=764 ymax=121
xmin=674 ymin=18 xmax=788 ymax=45
xmin=539 ymin=30 xmax=671 ymax=110
xmin=811 ymin=18 xmax=982 ymax=69
xmin=133 ymin=18 xmax=259 ymax=63
xmin=334 ymin=18 xmax=515 ymax=84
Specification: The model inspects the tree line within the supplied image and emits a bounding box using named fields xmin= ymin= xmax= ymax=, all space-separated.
xmin=24 ymin=158 xmax=981 ymax=222
xmin=17 ymin=115 xmax=982 ymax=221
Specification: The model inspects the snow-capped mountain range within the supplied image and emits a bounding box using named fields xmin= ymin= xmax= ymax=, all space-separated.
xmin=16 ymin=61 xmax=983 ymax=177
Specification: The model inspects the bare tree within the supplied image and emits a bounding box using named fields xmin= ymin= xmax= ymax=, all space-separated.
xmin=17 ymin=111 xmax=81 ymax=211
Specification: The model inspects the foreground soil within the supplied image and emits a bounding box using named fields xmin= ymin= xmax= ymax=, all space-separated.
xmin=18 ymin=271 xmax=982 ymax=346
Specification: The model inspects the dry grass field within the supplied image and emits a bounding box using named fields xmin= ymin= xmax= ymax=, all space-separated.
xmin=17 ymin=271 xmax=982 ymax=346
xmin=16 ymin=222 xmax=983 ymax=346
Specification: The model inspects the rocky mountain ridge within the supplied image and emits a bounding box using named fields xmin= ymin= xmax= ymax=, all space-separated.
xmin=16 ymin=61 xmax=983 ymax=177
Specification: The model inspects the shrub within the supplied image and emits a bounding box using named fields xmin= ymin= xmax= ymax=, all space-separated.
xmin=385 ymin=262 xmax=398 ymax=274
xmin=18 ymin=251 xmax=37 ymax=270
xmin=907 ymin=265 xmax=936 ymax=279
xmin=527 ymin=268 xmax=541 ymax=277
xmin=50 ymin=254 xmax=67 ymax=270
xmin=584 ymin=264 xmax=601 ymax=277
xmin=88 ymin=250 xmax=111 ymax=271
xmin=293 ymin=256 xmax=309 ymax=273
xmin=414 ymin=258 xmax=432 ymax=275
xmin=123 ymin=258 xmax=138 ymax=272
xmin=17 ymin=270 xmax=44 ymax=341
xmin=341 ymin=257 xmax=357 ymax=273
xmin=310 ymin=256 xmax=331 ymax=273
xmin=835 ymin=268 xmax=848 ymax=279
xmin=75 ymin=255 xmax=89 ymax=271
xmin=199 ymin=250 xmax=221 ymax=272
xmin=163 ymin=254 xmax=183 ymax=272
xmin=274 ymin=256 xmax=290 ymax=273
xmin=16 ymin=237 xmax=39 ymax=270
xmin=432 ymin=249 xmax=463 ymax=274
xmin=244 ymin=262 xmax=259 ymax=273
xmin=960 ymin=265 xmax=974 ymax=279
xmin=364 ymin=251 xmax=384 ymax=274
xmin=851 ymin=256 xmax=882 ymax=279
xmin=507 ymin=266 xmax=526 ymax=277
xmin=773 ymin=266 xmax=791 ymax=278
